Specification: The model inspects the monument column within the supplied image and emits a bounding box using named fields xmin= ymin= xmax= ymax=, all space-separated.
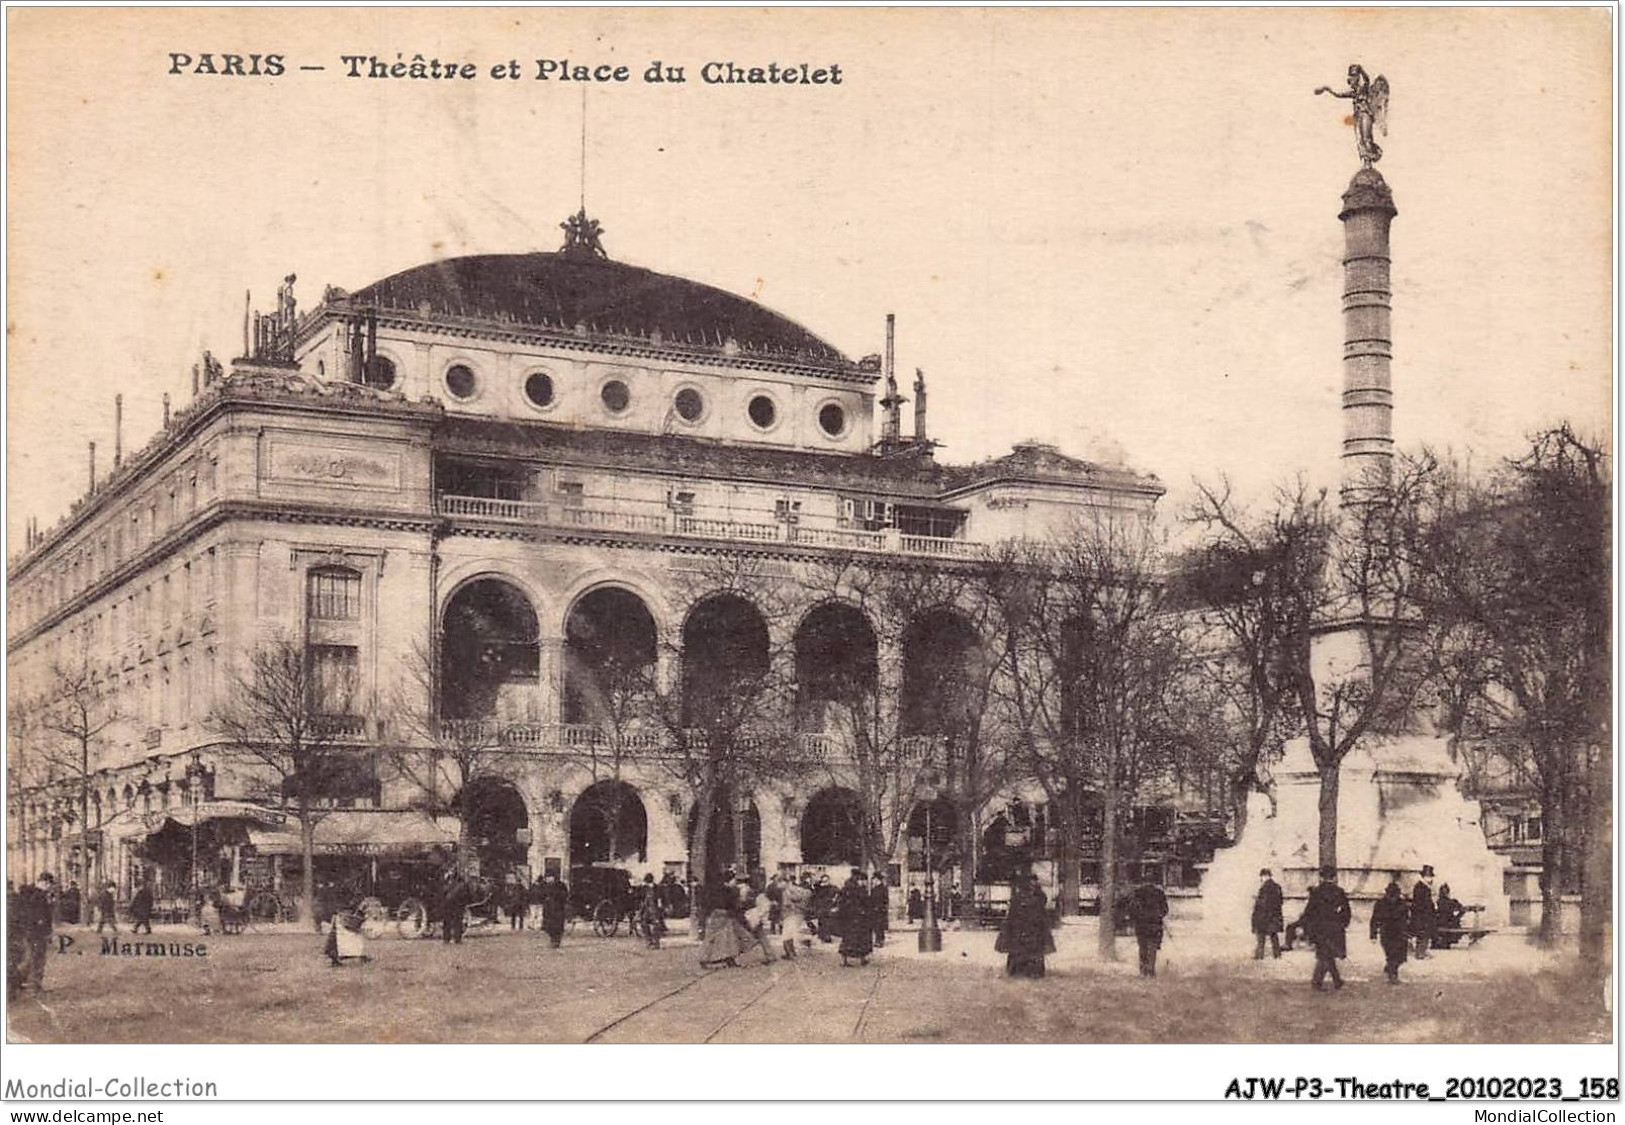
xmin=1338 ymin=168 xmax=1397 ymax=504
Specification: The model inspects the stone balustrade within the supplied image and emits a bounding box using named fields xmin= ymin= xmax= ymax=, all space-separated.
xmin=438 ymin=493 xmax=984 ymax=560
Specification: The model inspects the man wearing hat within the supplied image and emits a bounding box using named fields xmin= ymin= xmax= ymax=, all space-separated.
xmin=1410 ymin=865 xmax=1437 ymax=959
xmin=12 ymin=873 xmax=57 ymax=996
xmin=1300 ymin=866 xmax=1351 ymax=992
xmin=1251 ymin=868 xmax=1284 ymax=959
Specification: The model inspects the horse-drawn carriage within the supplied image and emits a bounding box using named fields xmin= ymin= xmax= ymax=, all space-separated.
xmin=569 ymin=865 xmax=660 ymax=938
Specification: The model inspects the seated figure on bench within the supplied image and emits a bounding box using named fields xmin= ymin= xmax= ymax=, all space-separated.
xmin=1434 ymin=884 xmax=1466 ymax=948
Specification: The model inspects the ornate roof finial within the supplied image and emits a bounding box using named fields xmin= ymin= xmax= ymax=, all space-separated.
xmin=560 ymin=209 xmax=608 ymax=260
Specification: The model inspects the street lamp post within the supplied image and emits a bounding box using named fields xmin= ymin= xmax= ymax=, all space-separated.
xmin=918 ymin=784 xmax=942 ymax=954
xmin=185 ymin=755 xmax=206 ymax=902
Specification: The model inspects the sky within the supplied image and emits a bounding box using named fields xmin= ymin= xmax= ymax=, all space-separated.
xmin=6 ymin=7 xmax=1613 ymax=550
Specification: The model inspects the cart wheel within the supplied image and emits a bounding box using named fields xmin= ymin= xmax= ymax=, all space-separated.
xmin=394 ymin=898 xmax=426 ymax=938
xmin=248 ymin=891 xmax=283 ymax=924
xmin=593 ymin=900 xmax=618 ymax=937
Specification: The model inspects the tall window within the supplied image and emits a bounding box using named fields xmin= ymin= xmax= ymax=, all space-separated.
xmin=307 ymin=645 xmax=360 ymax=717
xmin=307 ymin=568 xmax=361 ymax=620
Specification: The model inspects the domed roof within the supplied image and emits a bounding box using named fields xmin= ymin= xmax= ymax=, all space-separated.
xmin=348 ymin=250 xmax=849 ymax=367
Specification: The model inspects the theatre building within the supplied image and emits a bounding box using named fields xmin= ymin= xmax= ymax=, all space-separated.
xmin=6 ymin=213 xmax=1166 ymax=913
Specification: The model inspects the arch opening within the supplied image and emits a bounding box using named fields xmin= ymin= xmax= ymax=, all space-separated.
xmin=900 ymin=611 xmax=983 ymax=739
xmin=569 ymin=780 xmax=649 ymax=867
xmin=793 ymin=604 xmax=877 ymax=734
xmin=458 ymin=777 xmax=530 ymax=878
xmin=440 ymin=578 xmax=540 ymax=721
xmin=686 ymin=791 xmax=761 ymax=881
xmin=800 ymin=786 xmax=865 ymax=867
xmin=682 ymin=594 xmax=770 ymax=728
xmin=563 ymin=587 xmax=657 ymax=726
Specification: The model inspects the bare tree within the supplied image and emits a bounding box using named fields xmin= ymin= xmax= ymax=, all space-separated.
xmin=652 ymin=554 xmax=798 ymax=885
xmin=1009 ymin=510 xmax=1189 ymax=957
xmin=386 ymin=639 xmax=515 ymax=871
xmin=207 ymin=634 xmax=343 ymax=928
xmin=1179 ymin=477 xmax=1308 ymax=837
xmin=1187 ymin=462 xmax=1435 ymax=873
xmin=789 ymin=552 xmax=1018 ymax=889
xmin=1414 ymin=425 xmax=1610 ymax=950
xmin=30 ymin=656 xmax=122 ymax=890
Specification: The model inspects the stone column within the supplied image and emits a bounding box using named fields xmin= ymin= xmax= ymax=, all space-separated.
xmin=1338 ymin=168 xmax=1398 ymax=505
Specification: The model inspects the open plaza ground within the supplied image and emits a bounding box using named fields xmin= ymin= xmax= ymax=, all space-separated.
xmin=7 ymin=918 xmax=1608 ymax=1044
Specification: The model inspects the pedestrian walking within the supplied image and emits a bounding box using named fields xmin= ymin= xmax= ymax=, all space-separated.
xmin=95 ymin=882 xmax=119 ymax=934
xmin=129 ymin=883 xmax=154 ymax=935
xmin=1251 ymin=868 xmax=1283 ymax=959
xmin=1369 ymin=875 xmax=1410 ymax=984
xmin=779 ymin=876 xmax=811 ymax=960
xmin=869 ymin=872 xmax=890 ymax=948
xmin=503 ymin=875 xmax=528 ymax=931
xmin=441 ymin=871 xmax=470 ymax=945
xmin=837 ymin=869 xmax=875 ymax=967
xmin=698 ymin=878 xmax=745 ymax=968
xmin=1410 ymin=865 xmax=1437 ymax=959
xmin=61 ymin=881 xmax=82 ymax=926
xmin=1128 ymin=876 xmax=1169 ymax=977
xmin=809 ymin=875 xmax=837 ymax=943
xmin=537 ymin=872 xmax=570 ymax=949
xmin=740 ymin=875 xmax=776 ymax=965
xmin=638 ymin=873 xmax=666 ymax=949
xmin=1302 ymin=866 xmax=1351 ymax=992
xmin=907 ymin=887 xmax=924 ymax=924
xmin=764 ymin=873 xmax=785 ymax=935
xmin=14 ymin=873 xmax=56 ymax=995
xmin=997 ymin=872 xmax=1054 ymax=978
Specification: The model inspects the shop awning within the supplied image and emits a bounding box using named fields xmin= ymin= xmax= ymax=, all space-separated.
xmin=247 ymin=810 xmax=459 ymax=858
xmin=143 ymin=801 xmax=290 ymax=831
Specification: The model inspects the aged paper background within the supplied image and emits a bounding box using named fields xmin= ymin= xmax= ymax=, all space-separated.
xmin=6 ymin=6 xmax=1611 ymax=543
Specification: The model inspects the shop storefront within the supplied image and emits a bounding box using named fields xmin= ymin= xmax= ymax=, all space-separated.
xmin=245 ymin=809 xmax=459 ymax=921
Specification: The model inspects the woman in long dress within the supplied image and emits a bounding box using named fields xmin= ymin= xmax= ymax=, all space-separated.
xmin=698 ymin=879 xmax=746 ymax=967
xmin=837 ymin=869 xmax=874 ymax=967
xmin=998 ymin=873 xmax=1056 ymax=978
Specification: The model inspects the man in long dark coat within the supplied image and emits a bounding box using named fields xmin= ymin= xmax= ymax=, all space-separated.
xmin=1410 ymin=865 xmax=1437 ymax=959
xmin=997 ymin=873 xmax=1055 ymax=978
xmin=1128 ymin=876 xmax=1170 ymax=977
xmin=809 ymin=875 xmax=837 ymax=943
xmin=1369 ymin=875 xmax=1410 ymax=984
xmin=836 ymin=869 xmax=874 ymax=967
xmin=441 ymin=871 xmax=469 ymax=945
xmin=1251 ymin=868 xmax=1284 ymax=959
xmin=869 ymin=872 xmax=890 ymax=948
xmin=13 ymin=873 xmax=56 ymax=995
xmin=130 ymin=883 xmax=154 ymax=935
xmin=538 ymin=872 xmax=570 ymax=949
xmin=1302 ymin=866 xmax=1351 ymax=991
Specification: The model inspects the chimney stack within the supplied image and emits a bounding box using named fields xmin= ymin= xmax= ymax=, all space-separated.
xmin=88 ymin=441 xmax=97 ymax=492
xmin=163 ymin=392 xmax=171 ymax=429
xmin=913 ymin=368 xmax=928 ymax=444
xmin=879 ymin=313 xmax=904 ymax=446
xmin=114 ymin=394 xmax=123 ymax=466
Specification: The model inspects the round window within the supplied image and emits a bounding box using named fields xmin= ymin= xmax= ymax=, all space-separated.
xmin=601 ymin=380 xmax=631 ymax=414
xmin=445 ymin=364 xmax=477 ymax=400
xmin=524 ymin=372 xmax=555 ymax=408
xmin=674 ymin=387 xmax=704 ymax=423
xmin=362 ymin=355 xmax=396 ymax=390
xmin=818 ymin=402 xmax=847 ymax=437
xmin=747 ymin=394 xmax=777 ymax=430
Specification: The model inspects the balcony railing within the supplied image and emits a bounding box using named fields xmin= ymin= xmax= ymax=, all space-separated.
xmin=438 ymin=494 xmax=983 ymax=560
xmin=310 ymin=714 xmax=369 ymax=738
